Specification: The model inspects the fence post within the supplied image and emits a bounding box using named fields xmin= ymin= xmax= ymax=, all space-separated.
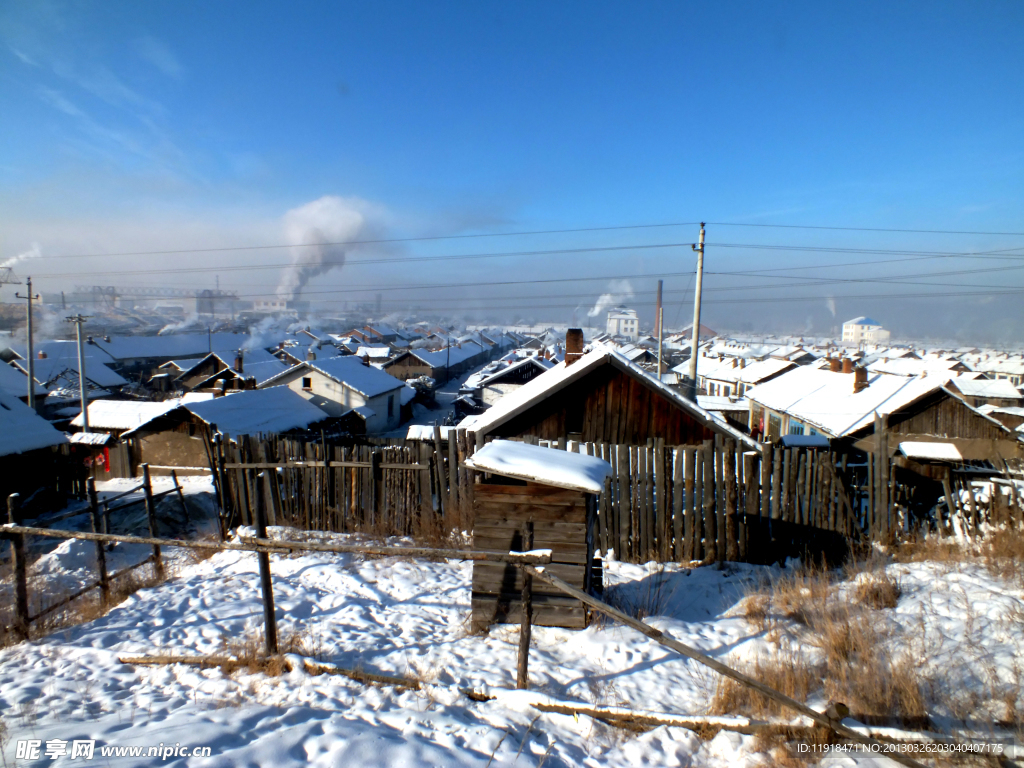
xmin=141 ymin=464 xmax=165 ymax=580
xmin=170 ymin=470 xmax=192 ymax=526
xmin=6 ymin=494 xmax=30 ymax=641
xmin=516 ymin=521 xmax=534 ymax=690
xmin=254 ymin=472 xmax=279 ymax=656
xmin=87 ymin=478 xmax=109 ymax=608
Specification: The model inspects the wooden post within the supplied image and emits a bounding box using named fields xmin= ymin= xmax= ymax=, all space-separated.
xmin=759 ymin=443 xmax=771 ymax=521
xmin=714 ymin=437 xmax=725 ymax=564
xmin=254 ymin=471 xmax=278 ymax=656
xmin=770 ymin=446 xmax=782 ymax=521
xmin=683 ymin=447 xmax=695 ymax=563
xmin=169 ymin=470 xmax=191 ymax=526
xmin=6 ymin=494 xmax=30 ymax=641
xmin=701 ymin=440 xmax=715 ymax=562
xmin=431 ymin=426 xmax=446 ymax=520
xmin=141 ymin=464 xmax=164 ymax=580
xmin=725 ymin=440 xmax=738 ymax=561
xmin=87 ymin=478 xmax=109 ymax=608
xmin=516 ymin=521 xmax=534 ymax=690
xmin=672 ymin=448 xmax=684 ymax=562
xmin=447 ymin=430 xmax=459 ymax=523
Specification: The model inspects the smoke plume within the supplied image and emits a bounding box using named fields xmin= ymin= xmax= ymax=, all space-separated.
xmin=587 ymin=279 xmax=635 ymax=317
xmin=1 ymin=242 xmax=42 ymax=270
xmin=826 ymin=296 xmax=837 ymax=318
xmin=277 ymin=196 xmax=367 ymax=301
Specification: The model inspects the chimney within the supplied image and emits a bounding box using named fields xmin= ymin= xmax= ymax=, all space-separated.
xmin=37 ymin=350 xmax=47 ymax=360
xmin=739 ymin=358 xmax=745 ymax=368
xmin=829 ymin=357 xmax=841 ymax=372
xmin=842 ymin=357 xmax=853 ymax=374
xmin=565 ymin=328 xmax=584 ymax=366
xmin=245 ymin=376 xmax=257 ymax=390
xmin=306 ymin=350 xmax=316 ymax=361
xmin=731 ymin=358 xmax=737 ymax=368
xmin=854 ymin=366 xmax=868 ymax=393
xmin=235 ymin=350 xmax=244 ymax=373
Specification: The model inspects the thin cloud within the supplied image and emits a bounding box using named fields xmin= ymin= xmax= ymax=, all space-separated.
xmin=133 ymin=36 xmax=183 ymax=79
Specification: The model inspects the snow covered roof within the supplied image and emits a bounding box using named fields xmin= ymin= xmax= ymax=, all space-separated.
xmin=15 ymin=356 xmax=127 ymax=389
xmin=400 ymin=385 xmax=416 ymax=406
xmin=71 ymin=399 xmax=184 ymax=430
xmin=949 ymin=377 xmax=1022 ymax=399
xmin=744 ymin=367 xmax=954 ymax=438
xmin=475 ymin=357 xmax=554 ymax=388
xmin=0 ymin=362 xmax=48 ymax=398
xmin=263 ymin=357 xmax=404 ymax=398
xmin=697 ymin=396 xmax=749 ymax=413
xmin=464 ymin=439 xmax=612 ymax=493
xmin=467 ymin=348 xmax=758 ymax=449
xmin=90 ymin=332 xmax=253 ymax=361
xmin=0 ymin=388 xmax=68 ymax=456
xmin=867 ymin=358 xmax=964 ymax=377
xmin=69 ymin=432 xmax=111 ymax=446
xmin=843 ymin=316 xmax=882 ymax=327
xmin=899 ymin=441 xmax=963 ymax=461
xmin=397 ymin=342 xmax=486 ymax=369
xmin=355 ymin=345 xmax=393 ymax=359
xmin=184 ymin=387 xmax=332 ymax=437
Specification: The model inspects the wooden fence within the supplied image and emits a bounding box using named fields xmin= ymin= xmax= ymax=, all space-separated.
xmin=207 ymin=431 xmax=1023 ymax=566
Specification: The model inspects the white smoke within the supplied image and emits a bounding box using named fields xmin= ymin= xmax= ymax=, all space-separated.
xmin=244 ymin=315 xmax=282 ymax=351
xmin=158 ymin=314 xmax=202 ymax=335
xmin=277 ymin=196 xmax=367 ymax=301
xmin=826 ymin=296 xmax=837 ymax=318
xmin=1 ymin=242 xmax=42 ymax=270
xmin=588 ymin=279 xmax=635 ymax=318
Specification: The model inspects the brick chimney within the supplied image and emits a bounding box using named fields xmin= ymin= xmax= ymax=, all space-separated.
xmin=731 ymin=358 xmax=738 ymax=368
xmin=306 ymin=350 xmax=316 ymax=361
xmin=235 ymin=350 xmax=244 ymax=373
xmin=37 ymin=350 xmax=47 ymax=359
xmin=739 ymin=358 xmax=745 ymax=368
xmin=854 ymin=366 xmax=869 ymax=393
xmin=842 ymin=357 xmax=853 ymax=374
xmin=829 ymin=357 xmax=841 ymax=372
xmin=565 ymin=328 xmax=584 ymax=366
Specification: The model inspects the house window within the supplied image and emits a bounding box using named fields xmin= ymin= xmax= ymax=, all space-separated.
xmin=789 ymin=420 xmax=805 ymax=435
xmin=723 ymin=386 xmax=731 ymax=398
xmin=388 ymin=395 xmax=394 ymax=417
xmin=302 ymin=377 xmax=312 ymax=390
xmin=767 ymin=414 xmax=782 ymax=440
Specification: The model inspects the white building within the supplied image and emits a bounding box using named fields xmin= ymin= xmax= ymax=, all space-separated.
xmin=606 ymin=307 xmax=639 ymax=341
xmin=842 ymin=316 xmax=891 ymax=344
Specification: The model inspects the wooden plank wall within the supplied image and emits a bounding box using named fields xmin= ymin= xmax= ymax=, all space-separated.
xmin=471 ymin=484 xmax=592 ymax=630
xmin=209 ymin=431 xmax=1019 ymax=565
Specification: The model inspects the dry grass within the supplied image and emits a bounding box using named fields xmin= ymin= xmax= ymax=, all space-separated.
xmin=714 ymin=565 xmax=926 ymax=725
xmin=605 ymin=564 xmax=672 ymax=622
xmin=895 ymin=525 xmax=1024 ymax=587
xmin=218 ymin=624 xmax=324 ymax=676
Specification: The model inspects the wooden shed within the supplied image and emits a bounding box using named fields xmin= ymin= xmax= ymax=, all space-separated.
xmin=465 ymin=440 xmax=612 ymax=632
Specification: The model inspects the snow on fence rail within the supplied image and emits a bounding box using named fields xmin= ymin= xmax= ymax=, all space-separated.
xmin=210 ymin=431 xmax=1024 ymax=567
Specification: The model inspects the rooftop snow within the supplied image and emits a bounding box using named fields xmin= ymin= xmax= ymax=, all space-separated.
xmin=899 ymin=441 xmax=963 ymax=461
xmin=0 ymin=361 xmax=47 ymax=398
xmin=843 ymin=316 xmax=882 ymax=326
xmin=185 ymin=386 xmax=332 ymax=437
xmin=91 ymin=332 xmax=254 ymax=361
xmin=949 ymin=377 xmax=1022 ymax=399
xmin=465 ymin=439 xmax=612 ymax=493
xmin=307 ymin=357 xmax=404 ymax=397
xmin=0 ymin=388 xmax=68 ymax=456
xmin=71 ymin=399 xmax=184 ymax=430
xmin=15 ymin=356 xmax=128 ymax=389
xmin=744 ymin=367 xmax=953 ymax=437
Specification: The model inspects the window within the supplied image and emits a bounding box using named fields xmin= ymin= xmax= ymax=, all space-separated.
xmin=789 ymin=420 xmax=805 ymax=435
xmin=723 ymin=386 xmax=731 ymax=397
xmin=301 ymin=377 xmax=312 ymax=390
xmin=388 ymin=394 xmax=394 ymax=417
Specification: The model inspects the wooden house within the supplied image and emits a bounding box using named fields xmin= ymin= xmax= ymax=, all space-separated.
xmin=467 ymin=345 xmax=758 ymax=449
xmin=465 ymin=440 xmax=611 ymax=631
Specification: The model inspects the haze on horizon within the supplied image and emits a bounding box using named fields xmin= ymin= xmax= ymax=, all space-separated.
xmin=1 ymin=1 xmax=1022 ymax=344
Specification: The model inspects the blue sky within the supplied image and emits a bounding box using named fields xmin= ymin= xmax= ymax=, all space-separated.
xmin=1 ymin=1 xmax=1023 ymax=339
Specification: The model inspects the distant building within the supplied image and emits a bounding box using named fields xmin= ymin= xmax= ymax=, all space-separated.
xmin=607 ymin=307 xmax=639 ymax=341
xmin=842 ymin=317 xmax=891 ymax=344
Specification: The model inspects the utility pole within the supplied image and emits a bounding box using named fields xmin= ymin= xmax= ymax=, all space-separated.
xmin=15 ymin=277 xmax=39 ymax=410
xmin=66 ymin=314 xmax=92 ymax=433
xmin=657 ymin=306 xmax=665 ymax=378
xmin=686 ymin=223 xmax=706 ymax=401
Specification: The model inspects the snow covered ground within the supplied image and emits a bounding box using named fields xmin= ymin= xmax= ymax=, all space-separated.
xmin=2 ymin=482 xmax=1022 ymax=766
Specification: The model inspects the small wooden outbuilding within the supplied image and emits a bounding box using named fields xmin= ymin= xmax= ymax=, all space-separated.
xmin=465 ymin=440 xmax=612 ymax=632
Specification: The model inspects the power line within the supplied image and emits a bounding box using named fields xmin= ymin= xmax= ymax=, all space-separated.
xmin=709 ymin=222 xmax=1024 ymax=237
